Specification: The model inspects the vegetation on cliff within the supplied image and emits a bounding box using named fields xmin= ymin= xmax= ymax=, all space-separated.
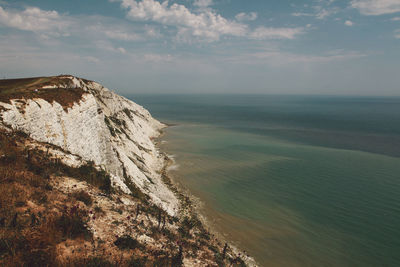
xmin=0 ymin=76 xmax=249 ymax=266
xmin=0 ymin=129 xmax=246 ymax=266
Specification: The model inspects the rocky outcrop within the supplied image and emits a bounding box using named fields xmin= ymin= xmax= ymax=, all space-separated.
xmin=0 ymin=75 xmax=179 ymax=216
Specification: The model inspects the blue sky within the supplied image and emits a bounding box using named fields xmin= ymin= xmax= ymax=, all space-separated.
xmin=0 ymin=0 xmax=399 ymax=95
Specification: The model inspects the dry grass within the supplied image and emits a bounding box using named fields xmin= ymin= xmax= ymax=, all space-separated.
xmin=0 ymin=138 xmax=59 ymax=266
xmin=0 ymin=76 xmax=85 ymax=111
xmin=72 ymin=190 xmax=93 ymax=206
xmin=0 ymin=131 xmax=93 ymax=266
xmin=0 ymin=74 xmax=252 ymax=266
xmin=0 ymin=129 xmax=247 ymax=266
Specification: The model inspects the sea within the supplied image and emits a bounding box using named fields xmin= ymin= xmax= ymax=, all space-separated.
xmin=126 ymin=94 xmax=400 ymax=267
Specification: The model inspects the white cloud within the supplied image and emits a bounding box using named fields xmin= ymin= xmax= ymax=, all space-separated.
xmin=193 ymin=0 xmax=213 ymax=8
xmin=0 ymin=1 xmax=308 ymax=75
xmin=292 ymin=12 xmax=314 ymax=17
xmin=235 ymin=12 xmax=258 ymax=21
xmin=292 ymin=1 xmax=339 ymax=20
xmin=226 ymin=49 xmax=366 ymax=65
xmin=118 ymin=47 xmax=127 ymax=53
xmin=314 ymin=6 xmax=339 ymax=19
xmin=116 ymin=0 xmax=247 ymax=41
xmin=249 ymin=27 xmax=305 ymax=40
xmin=351 ymin=0 xmax=400 ymax=15
xmin=145 ymin=25 xmax=162 ymax=38
xmin=115 ymin=0 xmax=306 ymax=42
xmin=0 ymin=5 xmax=158 ymax=43
xmin=86 ymin=22 xmax=160 ymax=42
xmin=143 ymin=53 xmax=173 ymax=62
xmin=95 ymin=41 xmax=128 ymax=54
xmin=345 ymin=20 xmax=354 ymax=26
xmin=0 ymin=5 xmax=161 ymax=51
xmin=104 ymin=30 xmax=142 ymax=41
xmin=0 ymin=6 xmax=68 ymax=33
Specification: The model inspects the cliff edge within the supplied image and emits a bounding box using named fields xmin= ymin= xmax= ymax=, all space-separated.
xmin=0 ymin=75 xmax=252 ymax=266
xmin=0 ymin=75 xmax=178 ymax=215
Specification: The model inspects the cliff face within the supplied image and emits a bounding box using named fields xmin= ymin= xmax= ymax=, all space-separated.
xmin=0 ymin=75 xmax=178 ymax=215
xmin=0 ymin=76 xmax=253 ymax=266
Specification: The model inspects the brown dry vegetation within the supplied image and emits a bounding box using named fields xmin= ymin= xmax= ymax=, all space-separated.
xmin=0 ymin=130 xmax=247 ymax=266
xmin=0 ymin=130 xmax=93 ymax=266
xmin=0 ymin=76 xmax=85 ymax=111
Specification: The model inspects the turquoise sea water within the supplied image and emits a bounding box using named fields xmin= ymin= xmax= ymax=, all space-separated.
xmin=127 ymin=94 xmax=400 ymax=267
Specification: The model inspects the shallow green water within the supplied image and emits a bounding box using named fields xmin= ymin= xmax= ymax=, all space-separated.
xmin=127 ymin=94 xmax=400 ymax=267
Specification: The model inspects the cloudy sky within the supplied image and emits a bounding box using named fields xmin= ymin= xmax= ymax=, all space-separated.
xmin=0 ymin=0 xmax=399 ymax=95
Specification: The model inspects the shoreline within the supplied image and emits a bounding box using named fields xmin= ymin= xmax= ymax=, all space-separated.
xmin=161 ymin=121 xmax=179 ymax=127
xmin=156 ymin=127 xmax=258 ymax=267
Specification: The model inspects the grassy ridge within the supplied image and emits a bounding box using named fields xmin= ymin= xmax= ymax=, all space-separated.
xmin=0 ymin=76 xmax=85 ymax=110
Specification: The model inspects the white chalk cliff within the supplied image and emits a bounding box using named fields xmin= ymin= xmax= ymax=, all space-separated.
xmin=0 ymin=75 xmax=179 ymax=216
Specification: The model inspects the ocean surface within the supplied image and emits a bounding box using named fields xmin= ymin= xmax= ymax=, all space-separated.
xmin=126 ymin=94 xmax=400 ymax=267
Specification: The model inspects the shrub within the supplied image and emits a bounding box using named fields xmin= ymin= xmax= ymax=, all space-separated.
xmin=94 ymin=206 xmax=105 ymax=215
xmin=153 ymin=255 xmax=171 ymax=267
xmin=161 ymin=227 xmax=176 ymax=241
xmin=0 ymin=166 xmax=16 ymax=183
xmin=73 ymin=190 xmax=93 ymax=206
xmin=215 ymin=252 xmax=224 ymax=267
xmin=77 ymin=165 xmax=111 ymax=192
xmin=114 ymin=235 xmax=141 ymax=250
xmin=1 ymin=151 xmax=17 ymax=164
xmin=51 ymin=161 xmax=112 ymax=194
xmin=232 ymin=257 xmax=246 ymax=267
xmin=178 ymin=216 xmax=200 ymax=238
xmin=57 ymin=205 xmax=91 ymax=239
xmin=128 ymin=255 xmax=148 ymax=267
xmin=32 ymin=191 xmax=48 ymax=204
xmin=71 ymin=256 xmax=114 ymax=267
xmin=171 ymin=245 xmax=183 ymax=267
xmin=0 ymin=238 xmax=13 ymax=258
xmin=196 ymin=229 xmax=211 ymax=241
xmin=0 ymin=215 xmax=62 ymax=267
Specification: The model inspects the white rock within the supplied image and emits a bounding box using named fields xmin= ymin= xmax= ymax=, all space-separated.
xmin=0 ymin=76 xmax=179 ymax=216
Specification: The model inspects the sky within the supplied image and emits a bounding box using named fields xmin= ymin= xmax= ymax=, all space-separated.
xmin=0 ymin=0 xmax=399 ymax=96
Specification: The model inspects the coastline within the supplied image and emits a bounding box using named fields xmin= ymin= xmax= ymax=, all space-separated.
xmin=156 ymin=126 xmax=258 ymax=267
xmin=0 ymin=75 xmax=258 ymax=266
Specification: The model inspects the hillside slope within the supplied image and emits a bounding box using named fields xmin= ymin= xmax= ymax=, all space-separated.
xmin=0 ymin=75 xmax=253 ymax=266
xmin=0 ymin=75 xmax=178 ymax=215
